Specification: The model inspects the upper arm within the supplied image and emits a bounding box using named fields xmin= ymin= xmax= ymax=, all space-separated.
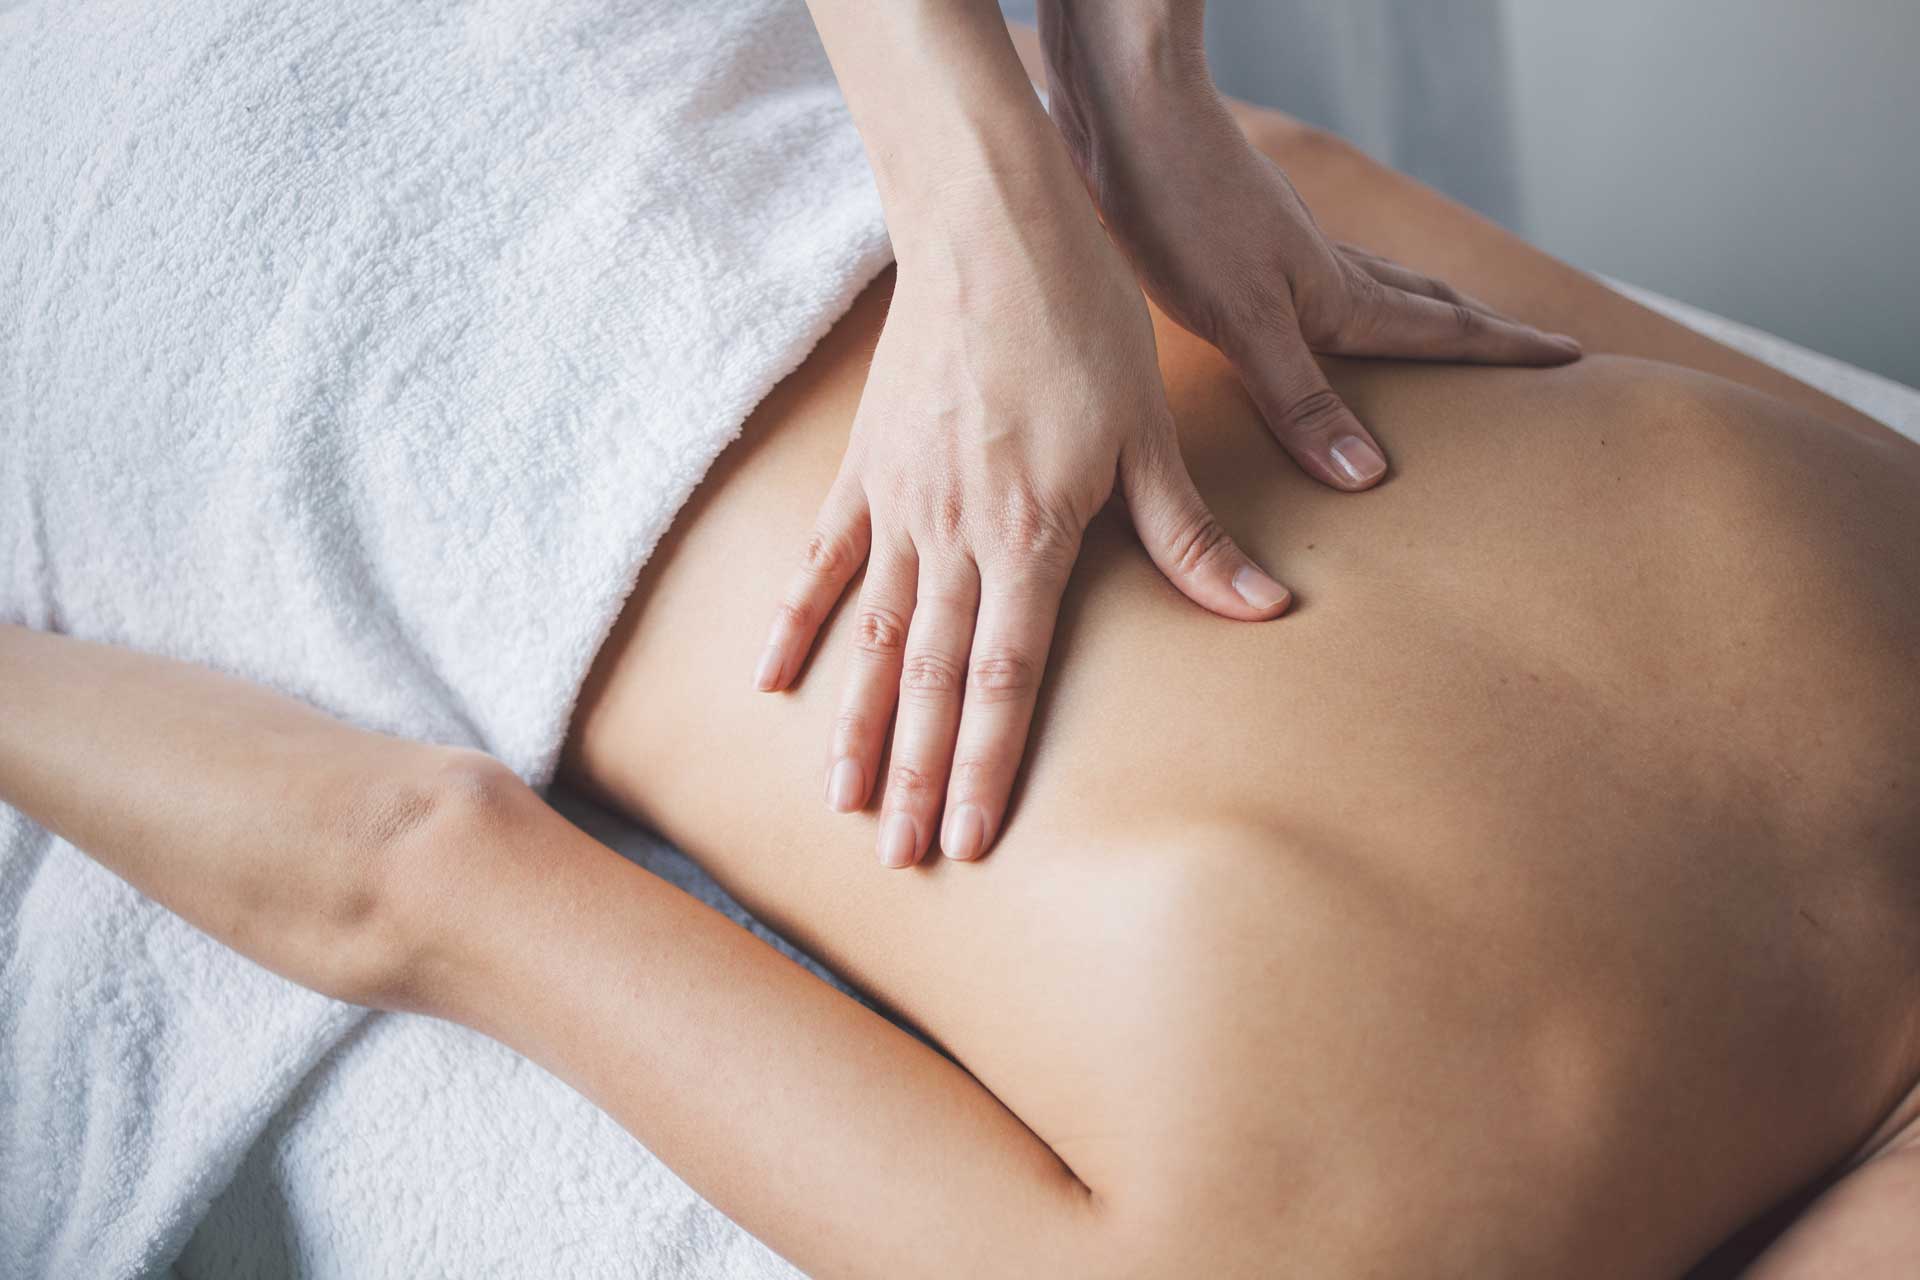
xmin=0 ymin=621 xmax=1121 ymax=1277
xmin=1741 ymin=1142 xmax=1920 ymax=1279
xmin=414 ymin=795 xmax=1119 ymax=1279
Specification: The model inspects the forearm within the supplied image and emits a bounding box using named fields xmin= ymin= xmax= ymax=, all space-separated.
xmin=436 ymin=818 xmax=1108 ymax=1277
xmin=804 ymin=0 xmax=1095 ymax=270
xmin=1038 ymin=0 xmax=1208 ymax=92
xmin=1036 ymin=0 xmax=1221 ymax=188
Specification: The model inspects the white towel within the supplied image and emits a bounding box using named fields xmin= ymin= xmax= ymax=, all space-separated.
xmin=0 ymin=0 xmax=888 ymax=1275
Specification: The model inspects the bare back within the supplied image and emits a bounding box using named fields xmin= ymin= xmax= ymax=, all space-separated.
xmin=562 ymin=266 xmax=1920 ymax=1274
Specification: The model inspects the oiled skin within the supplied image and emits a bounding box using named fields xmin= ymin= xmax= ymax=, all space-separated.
xmin=563 ymin=252 xmax=1920 ymax=1273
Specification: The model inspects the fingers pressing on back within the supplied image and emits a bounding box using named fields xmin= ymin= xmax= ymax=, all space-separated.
xmin=1343 ymin=272 xmax=1582 ymax=367
xmin=873 ymin=556 xmax=981 ymax=868
xmin=1228 ymin=327 xmax=1390 ymax=493
xmin=1120 ymin=428 xmax=1294 ymax=616
xmin=1336 ymin=244 xmax=1582 ymax=361
xmin=756 ymin=471 xmax=872 ymax=692
xmin=824 ymin=534 xmax=917 ymax=823
xmin=936 ymin=562 xmax=1069 ymax=863
xmin=1337 ymin=244 xmax=1498 ymax=315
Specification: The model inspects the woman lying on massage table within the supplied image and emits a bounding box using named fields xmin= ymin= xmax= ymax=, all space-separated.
xmin=7 ymin=12 xmax=1920 ymax=1280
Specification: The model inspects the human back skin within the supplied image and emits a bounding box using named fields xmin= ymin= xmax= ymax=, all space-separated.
xmin=562 ymin=175 xmax=1920 ymax=1278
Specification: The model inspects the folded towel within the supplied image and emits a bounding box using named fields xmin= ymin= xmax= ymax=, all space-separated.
xmin=0 ymin=1 xmax=888 ymax=1275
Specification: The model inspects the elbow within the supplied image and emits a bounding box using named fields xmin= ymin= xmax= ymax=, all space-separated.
xmin=390 ymin=749 xmax=531 ymax=846
xmin=328 ymin=748 xmax=536 ymax=1014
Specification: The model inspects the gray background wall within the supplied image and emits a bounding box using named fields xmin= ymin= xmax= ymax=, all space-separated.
xmin=1004 ymin=1 xmax=1918 ymax=388
xmin=1501 ymin=1 xmax=1918 ymax=389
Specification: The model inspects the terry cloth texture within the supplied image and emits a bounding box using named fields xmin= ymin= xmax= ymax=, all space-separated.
xmin=0 ymin=1 xmax=889 ymax=1275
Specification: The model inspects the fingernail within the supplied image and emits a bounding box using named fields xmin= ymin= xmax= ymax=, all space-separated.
xmin=1551 ymin=332 xmax=1583 ymax=354
xmin=826 ymin=758 xmax=864 ymax=813
xmin=1329 ymin=435 xmax=1387 ymax=487
xmin=1231 ymin=564 xmax=1291 ymax=612
xmin=752 ymin=645 xmax=783 ymax=691
xmin=942 ymin=804 xmax=985 ymax=860
xmin=878 ymin=813 xmax=918 ymax=868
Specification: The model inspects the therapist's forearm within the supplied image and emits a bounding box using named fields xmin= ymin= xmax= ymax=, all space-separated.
xmin=803 ymin=0 xmax=1094 ymax=267
xmin=1037 ymin=0 xmax=1215 ymax=126
xmin=1039 ymin=0 xmax=1208 ymax=79
xmin=1035 ymin=0 xmax=1227 ymax=207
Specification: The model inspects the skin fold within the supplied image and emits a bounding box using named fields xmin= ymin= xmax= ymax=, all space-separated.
xmin=3 ymin=60 xmax=1917 ymax=1280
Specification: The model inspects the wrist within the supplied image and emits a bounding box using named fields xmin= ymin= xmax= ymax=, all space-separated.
xmin=877 ymin=104 xmax=1110 ymax=284
xmin=809 ymin=0 xmax=1093 ymax=268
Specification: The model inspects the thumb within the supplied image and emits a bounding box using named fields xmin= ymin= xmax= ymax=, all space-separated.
xmin=1237 ymin=326 xmax=1389 ymax=493
xmin=1120 ymin=429 xmax=1291 ymax=620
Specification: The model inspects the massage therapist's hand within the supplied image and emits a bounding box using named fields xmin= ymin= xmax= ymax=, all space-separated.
xmin=769 ymin=0 xmax=1292 ymax=868
xmin=753 ymin=168 xmax=1290 ymax=869
xmin=1040 ymin=0 xmax=1582 ymax=489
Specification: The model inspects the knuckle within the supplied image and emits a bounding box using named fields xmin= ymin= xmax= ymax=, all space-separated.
xmin=927 ymin=490 xmax=967 ymax=544
xmin=1313 ymin=265 xmax=1378 ymax=347
xmin=1228 ymin=268 xmax=1297 ymax=344
xmin=997 ymin=487 xmax=1081 ymax=565
xmin=772 ymin=599 xmax=815 ymax=635
xmin=946 ymin=755 xmax=999 ymax=798
xmin=1450 ymin=301 xmax=1482 ymax=335
xmin=801 ymin=528 xmax=854 ymax=579
xmin=852 ymin=605 xmax=908 ymax=658
xmin=1282 ymin=387 xmax=1349 ymax=439
xmin=967 ymin=649 xmax=1039 ymax=704
xmin=900 ymin=650 xmax=964 ymax=699
xmin=1165 ymin=510 xmax=1236 ymax=579
xmin=886 ymin=761 xmax=938 ymax=801
xmin=1343 ymin=260 xmax=1385 ymax=302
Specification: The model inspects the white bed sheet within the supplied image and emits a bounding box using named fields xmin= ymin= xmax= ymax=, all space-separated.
xmin=175 ymin=287 xmax=1920 ymax=1280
